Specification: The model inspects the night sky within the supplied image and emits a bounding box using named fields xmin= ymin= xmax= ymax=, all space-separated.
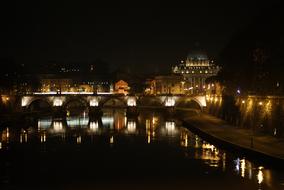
xmin=0 ymin=1 xmax=276 ymax=74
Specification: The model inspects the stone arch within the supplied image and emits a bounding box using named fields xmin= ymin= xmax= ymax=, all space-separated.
xmin=192 ymin=96 xmax=207 ymax=108
xmin=175 ymin=98 xmax=202 ymax=110
xmin=27 ymin=98 xmax=53 ymax=112
xmin=137 ymin=96 xmax=163 ymax=107
xmin=101 ymin=97 xmax=127 ymax=107
xmin=63 ymin=97 xmax=89 ymax=110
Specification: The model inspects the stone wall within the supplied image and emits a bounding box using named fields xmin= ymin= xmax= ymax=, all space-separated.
xmin=206 ymin=95 xmax=284 ymax=137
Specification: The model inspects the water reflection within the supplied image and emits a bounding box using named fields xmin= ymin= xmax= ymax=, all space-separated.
xmin=102 ymin=116 xmax=114 ymax=129
xmin=38 ymin=118 xmax=52 ymax=130
xmin=53 ymin=121 xmax=64 ymax=133
xmin=200 ymin=143 xmax=221 ymax=168
xmin=180 ymin=130 xmax=188 ymax=147
xmin=20 ymin=129 xmax=28 ymax=143
xmin=67 ymin=116 xmax=88 ymax=128
xmin=110 ymin=135 xmax=114 ymax=144
xmin=164 ymin=121 xmax=177 ymax=136
xmin=0 ymin=109 xmax=283 ymax=189
xmin=76 ymin=135 xmax=82 ymax=144
xmin=127 ymin=120 xmax=137 ymax=134
xmin=40 ymin=132 xmax=46 ymax=143
xmin=258 ymin=167 xmax=264 ymax=184
xmin=89 ymin=121 xmax=99 ymax=132
xmin=233 ymin=157 xmax=271 ymax=189
xmin=146 ymin=119 xmax=156 ymax=144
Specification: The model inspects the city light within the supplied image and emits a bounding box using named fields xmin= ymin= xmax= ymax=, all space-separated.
xmin=165 ymin=121 xmax=176 ymax=133
xmin=214 ymin=97 xmax=218 ymax=103
xmin=38 ymin=119 xmax=52 ymax=129
xmin=53 ymin=121 xmax=63 ymax=132
xmin=77 ymin=136 xmax=82 ymax=144
xmin=180 ymin=132 xmax=188 ymax=147
xmin=240 ymin=159 xmax=246 ymax=178
xmin=34 ymin=91 xmax=96 ymax=95
xmin=90 ymin=98 xmax=99 ymax=106
xmin=127 ymin=97 xmax=136 ymax=106
xmin=257 ymin=167 xmax=264 ymax=184
xmin=53 ymin=98 xmax=63 ymax=106
xmin=110 ymin=136 xmax=114 ymax=144
xmin=127 ymin=121 xmax=137 ymax=133
xmin=1 ymin=96 xmax=10 ymax=104
xmin=90 ymin=121 xmax=99 ymax=132
xmin=21 ymin=96 xmax=31 ymax=107
xmin=102 ymin=116 xmax=114 ymax=126
xmin=165 ymin=97 xmax=175 ymax=107
xmin=202 ymin=143 xmax=215 ymax=152
xmin=40 ymin=133 xmax=46 ymax=143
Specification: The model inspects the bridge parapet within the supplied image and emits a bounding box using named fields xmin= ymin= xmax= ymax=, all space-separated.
xmin=20 ymin=94 xmax=206 ymax=110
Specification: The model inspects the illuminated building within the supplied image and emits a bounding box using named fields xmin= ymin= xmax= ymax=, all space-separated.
xmin=40 ymin=78 xmax=73 ymax=92
xmin=115 ymin=80 xmax=130 ymax=95
xmin=172 ymin=51 xmax=220 ymax=94
xmin=145 ymin=75 xmax=184 ymax=95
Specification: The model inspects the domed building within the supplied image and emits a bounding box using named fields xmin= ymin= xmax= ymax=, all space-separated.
xmin=172 ymin=51 xmax=220 ymax=94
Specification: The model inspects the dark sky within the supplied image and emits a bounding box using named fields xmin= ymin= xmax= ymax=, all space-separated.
xmin=0 ymin=1 xmax=276 ymax=74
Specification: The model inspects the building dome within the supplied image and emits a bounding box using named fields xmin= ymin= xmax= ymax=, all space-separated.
xmin=186 ymin=51 xmax=209 ymax=61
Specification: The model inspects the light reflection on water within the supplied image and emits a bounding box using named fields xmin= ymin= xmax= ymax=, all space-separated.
xmin=0 ymin=109 xmax=284 ymax=189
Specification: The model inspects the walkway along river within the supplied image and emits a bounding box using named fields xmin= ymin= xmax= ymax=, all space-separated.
xmin=1 ymin=108 xmax=284 ymax=189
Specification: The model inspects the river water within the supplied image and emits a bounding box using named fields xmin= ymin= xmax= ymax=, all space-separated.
xmin=0 ymin=109 xmax=284 ymax=190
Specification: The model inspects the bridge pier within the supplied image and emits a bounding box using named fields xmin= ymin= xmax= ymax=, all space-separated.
xmin=89 ymin=106 xmax=103 ymax=120
xmin=126 ymin=106 xmax=139 ymax=118
xmin=165 ymin=106 xmax=175 ymax=118
xmin=52 ymin=106 xmax=67 ymax=120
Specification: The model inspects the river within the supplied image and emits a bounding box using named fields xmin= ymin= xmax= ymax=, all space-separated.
xmin=0 ymin=108 xmax=284 ymax=189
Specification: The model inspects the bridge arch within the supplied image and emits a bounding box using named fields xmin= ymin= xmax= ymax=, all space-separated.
xmin=137 ymin=96 xmax=163 ymax=107
xmin=62 ymin=97 xmax=89 ymax=110
xmin=175 ymin=99 xmax=202 ymax=110
xmin=175 ymin=96 xmax=206 ymax=110
xmin=101 ymin=97 xmax=127 ymax=107
xmin=27 ymin=98 xmax=53 ymax=112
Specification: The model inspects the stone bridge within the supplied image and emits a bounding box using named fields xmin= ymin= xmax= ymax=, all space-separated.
xmin=20 ymin=93 xmax=206 ymax=111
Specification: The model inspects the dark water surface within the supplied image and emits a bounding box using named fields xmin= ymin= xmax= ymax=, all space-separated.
xmin=1 ymin=109 xmax=284 ymax=190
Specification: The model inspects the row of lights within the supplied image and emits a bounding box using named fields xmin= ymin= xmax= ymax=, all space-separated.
xmin=241 ymin=100 xmax=270 ymax=106
xmin=206 ymin=95 xmax=221 ymax=103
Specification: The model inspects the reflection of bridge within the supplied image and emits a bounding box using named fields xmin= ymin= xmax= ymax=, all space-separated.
xmin=21 ymin=93 xmax=206 ymax=110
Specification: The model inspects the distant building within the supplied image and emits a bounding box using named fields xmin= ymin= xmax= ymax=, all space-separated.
xmin=172 ymin=51 xmax=220 ymax=94
xmin=145 ymin=75 xmax=184 ymax=95
xmin=40 ymin=77 xmax=73 ymax=92
xmin=115 ymin=80 xmax=130 ymax=95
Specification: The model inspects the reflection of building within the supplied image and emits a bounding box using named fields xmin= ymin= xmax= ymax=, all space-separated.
xmin=115 ymin=80 xmax=130 ymax=95
xmin=145 ymin=75 xmax=184 ymax=95
xmin=172 ymin=51 xmax=220 ymax=94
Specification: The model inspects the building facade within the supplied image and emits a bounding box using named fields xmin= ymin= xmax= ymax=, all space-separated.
xmin=172 ymin=51 xmax=220 ymax=95
xmin=40 ymin=78 xmax=73 ymax=92
xmin=145 ymin=75 xmax=184 ymax=95
xmin=115 ymin=80 xmax=130 ymax=95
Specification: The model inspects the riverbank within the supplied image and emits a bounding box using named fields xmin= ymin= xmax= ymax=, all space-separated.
xmin=181 ymin=112 xmax=284 ymax=167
